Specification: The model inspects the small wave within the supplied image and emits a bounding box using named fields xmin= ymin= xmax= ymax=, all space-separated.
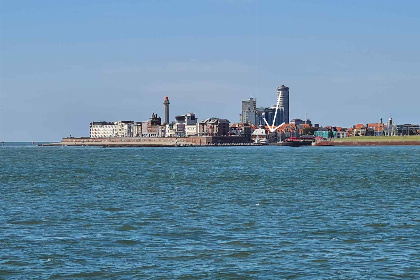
xmin=8 ymin=220 xmax=43 ymax=225
xmin=0 ymin=269 xmax=18 ymax=277
xmin=103 ymin=207 xmax=124 ymax=212
xmin=118 ymin=224 xmax=136 ymax=231
xmin=50 ymin=271 xmax=107 ymax=278
xmin=4 ymin=260 xmax=30 ymax=267
xmin=227 ymin=251 xmax=252 ymax=258
xmin=139 ymin=264 xmax=159 ymax=270
xmin=343 ymin=239 xmax=360 ymax=243
xmin=224 ymin=240 xmax=254 ymax=248
xmin=391 ymin=223 xmax=416 ymax=229
xmin=365 ymin=223 xmax=388 ymax=228
xmin=115 ymin=239 xmax=138 ymax=245
xmin=311 ymin=259 xmax=329 ymax=263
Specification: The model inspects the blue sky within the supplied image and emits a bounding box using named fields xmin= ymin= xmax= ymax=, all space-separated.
xmin=1 ymin=0 xmax=419 ymax=141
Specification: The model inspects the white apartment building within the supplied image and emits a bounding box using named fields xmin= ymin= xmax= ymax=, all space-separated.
xmin=114 ymin=121 xmax=134 ymax=137
xmin=90 ymin=121 xmax=137 ymax=138
xmin=90 ymin=122 xmax=116 ymax=138
xmin=132 ymin=122 xmax=142 ymax=137
xmin=185 ymin=124 xmax=199 ymax=136
xmin=172 ymin=112 xmax=198 ymax=137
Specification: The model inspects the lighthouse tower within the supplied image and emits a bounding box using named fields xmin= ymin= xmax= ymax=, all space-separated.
xmin=163 ymin=96 xmax=170 ymax=124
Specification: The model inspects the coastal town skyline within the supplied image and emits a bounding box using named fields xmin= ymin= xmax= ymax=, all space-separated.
xmin=1 ymin=0 xmax=420 ymax=141
xmin=84 ymin=88 xmax=417 ymax=144
xmin=1 ymin=2 xmax=419 ymax=278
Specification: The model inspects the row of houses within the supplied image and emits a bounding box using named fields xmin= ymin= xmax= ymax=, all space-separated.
xmin=90 ymin=113 xmax=419 ymax=141
xmin=350 ymin=122 xmax=419 ymax=137
xmin=317 ymin=119 xmax=419 ymax=138
xmin=90 ymin=113 xmax=231 ymax=138
xmin=230 ymin=118 xmax=419 ymax=143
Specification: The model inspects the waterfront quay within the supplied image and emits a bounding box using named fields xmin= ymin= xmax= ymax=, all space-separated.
xmin=41 ymin=135 xmax=420 ymax=148
xmin=42 ymin=136 xmax=256 ymax=147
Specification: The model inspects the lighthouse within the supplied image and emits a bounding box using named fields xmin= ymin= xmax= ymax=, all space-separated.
xmin=163 ymin=96 xmax=170 ymax=124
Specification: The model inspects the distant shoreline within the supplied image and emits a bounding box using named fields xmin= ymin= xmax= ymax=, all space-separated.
xmin=33 ymin=135 xmax=420 ymax=147
xmin=331 ymin=135 xmax=420 ymax=146
xmin=332 ymin=141 xmax=420 ymax=146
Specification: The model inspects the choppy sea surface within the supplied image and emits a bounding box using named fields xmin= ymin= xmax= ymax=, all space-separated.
xmin=0 ymin=143 xmax=419 ymax=279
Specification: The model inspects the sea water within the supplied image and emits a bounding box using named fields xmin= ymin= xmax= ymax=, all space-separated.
xmin=0 ymin=144 xmax=419 ymax=279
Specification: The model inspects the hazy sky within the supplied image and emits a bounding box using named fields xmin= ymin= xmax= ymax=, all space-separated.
xmin=1 ymin=0 xmax=419 ymax=141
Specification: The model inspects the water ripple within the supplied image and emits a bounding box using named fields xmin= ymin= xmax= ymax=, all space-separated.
xmin=0 ymin=145 xmax=419 ymax=279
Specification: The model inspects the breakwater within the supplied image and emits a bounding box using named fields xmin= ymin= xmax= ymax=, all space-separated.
xmin=41 ymin=136 xmax=254 ymax=147
xmin=40 ymin=136 xmax=420 ymax=147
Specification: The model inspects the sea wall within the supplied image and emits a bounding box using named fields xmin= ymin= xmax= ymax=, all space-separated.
xmin=332 ymin=141 xmax=420 ymax=146
xmin=49 ymin=136 xmax=251 ymax=147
